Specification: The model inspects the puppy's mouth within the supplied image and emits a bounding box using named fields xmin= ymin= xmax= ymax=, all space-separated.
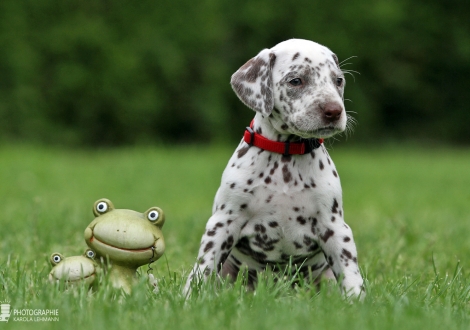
xmin=295 ymin=126 xmax=343 ymax=139
xmin=313 ymin=127 xmax=341 ymax=136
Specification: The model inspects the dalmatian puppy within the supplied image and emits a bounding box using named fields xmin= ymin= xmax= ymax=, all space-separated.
xmin=185 ymin=39 xmax=365 ymax=299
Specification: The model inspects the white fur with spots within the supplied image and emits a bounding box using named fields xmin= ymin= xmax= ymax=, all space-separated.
xmin=185 ymin=39 xmax=364 ymax=299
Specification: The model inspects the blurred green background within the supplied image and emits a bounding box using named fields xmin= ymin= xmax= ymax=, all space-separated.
xmin=1 ymin=0 xmax=469 ymax=147
xmin=1 ymin=3 xmax=470 ymax=327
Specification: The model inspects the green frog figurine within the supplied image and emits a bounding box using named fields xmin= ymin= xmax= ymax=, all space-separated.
xmin=84 ymin=198 xmax=165 ymax=293
xmin=48 ymin=249 xmax=99 ymax=287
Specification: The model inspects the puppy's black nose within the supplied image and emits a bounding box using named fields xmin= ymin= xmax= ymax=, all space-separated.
xmin=321 ymin=102 xmax=342 ymax=122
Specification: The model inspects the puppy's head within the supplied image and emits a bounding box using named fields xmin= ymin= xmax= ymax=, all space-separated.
xmin=231 ymin=39 xmax=347 ymax=139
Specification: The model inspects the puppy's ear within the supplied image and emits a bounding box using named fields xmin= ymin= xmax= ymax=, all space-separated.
xmin=230 ymin=49 xmax=276 ymax=115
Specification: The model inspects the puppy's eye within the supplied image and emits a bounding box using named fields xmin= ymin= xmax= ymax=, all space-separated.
xmin=289 ymin=78 xmax=303 ymax=86
xmin=336 ymin=77 xmax=344 ymax=87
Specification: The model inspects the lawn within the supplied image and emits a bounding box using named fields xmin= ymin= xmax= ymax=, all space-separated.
xmin=1 ymin=143 xmax=470 ymax=329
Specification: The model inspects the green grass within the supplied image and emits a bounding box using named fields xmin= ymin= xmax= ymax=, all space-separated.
xmin=1 ymin=144 xmax=470 ymax=329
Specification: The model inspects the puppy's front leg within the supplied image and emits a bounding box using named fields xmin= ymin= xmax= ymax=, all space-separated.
xmin=184 ymin=210 xmax=241 ymax=296
xmin=318 ymin=221 xmax=365 ymax=299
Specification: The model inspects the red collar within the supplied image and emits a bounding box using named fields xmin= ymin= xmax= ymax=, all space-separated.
xmin=243 ymin=120 xmax=324 ymax=156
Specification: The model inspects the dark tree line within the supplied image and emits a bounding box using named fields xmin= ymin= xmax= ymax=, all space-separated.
xmin=0 ymin=0 xmax=469 ymax=146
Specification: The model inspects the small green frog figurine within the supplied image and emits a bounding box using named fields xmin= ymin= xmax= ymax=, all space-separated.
xmin=84 ymin=198 xmax=165 ymax=293
xmin=48 ymin=249 xmax=99 ymax=287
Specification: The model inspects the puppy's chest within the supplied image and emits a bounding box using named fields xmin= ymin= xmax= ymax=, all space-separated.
xmin=226 ymin=144 xmax=341 ymax=199
xmin=223 ymin=145 xmax=343 ymax=261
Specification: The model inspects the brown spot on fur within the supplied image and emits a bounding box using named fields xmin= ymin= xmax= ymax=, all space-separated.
xmin=237 ymin=146 xmax=250 ymax=158
xmin=328 ymin=256 xmax=334 ymax=266
xmin=254 ymin=224 xmax=266 ymax=233
xmin=321 ymin=229 xmax=335 ymax=242
xmin=217 ymin=252 xmax=229 ymax=272
xmin=204 ymin=241 xmax=214 ymax=252
xmin=268 ymin=221 xmax=278 ymax=228
xmin=332 ymin=54 xmax=340 ymax=68
xmin=270 ymin=161 xmax=279 ymax=175
xmin=237 ymin=57 xmax=267 ymax=82
xmin=310 ymin=217 xmax=318 ymax=234
xmin=342 ymin=248 xmax=353 ymax=259
xmin=282 ymin=164 xmax=292 ymax=183
xmin=332 ymin=198 xmax=339 ymax=213
xmin=281 ymin=155 xmax=292 ymax=163
xmin=222 ymin=236 xmax=235 ymax=250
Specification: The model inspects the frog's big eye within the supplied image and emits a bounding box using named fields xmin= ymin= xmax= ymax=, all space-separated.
xmin=147 ymin=210 xmax=159 ymax=222
xmin=52 ymin=254 xmax=62 ymax=263
xmin=86 ymin=250 xmax=95 ymax=259
xmin=96 ymin=201 xmax=108 ymax=214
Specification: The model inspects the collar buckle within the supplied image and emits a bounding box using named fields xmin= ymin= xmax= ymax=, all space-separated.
xmin=245 ymin=126 xmax=255 ymax=146
xmin=283 ymin=141 xmax=290 ymax=156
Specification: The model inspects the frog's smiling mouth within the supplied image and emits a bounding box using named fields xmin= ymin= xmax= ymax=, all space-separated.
xmin=89 ymin=235 xmax=156 ymax=253
xmin=52 ymin=272 xmax=96 ymax=283
xmin=84 ymin=225 xmax=164 ymax=265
